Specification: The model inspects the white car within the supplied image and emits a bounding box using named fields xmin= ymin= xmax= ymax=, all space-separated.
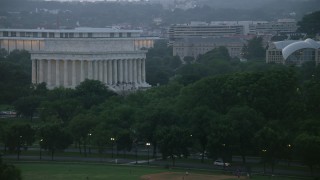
xmin=214 ymin=160 xmax=231 ymax=167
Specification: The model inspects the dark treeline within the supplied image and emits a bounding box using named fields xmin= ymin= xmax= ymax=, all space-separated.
xmin=0 ymin=39 xmax=320 ymax=175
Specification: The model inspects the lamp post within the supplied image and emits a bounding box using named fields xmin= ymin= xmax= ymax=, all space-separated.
xmin=287 ymin=144 xmax=292 ymax=166
xmin=146 ymin=142 xmax=151 ymax=165
xmin=39 ymin=139 xmax=43 ymax=160
xmin=135 ymin=141 xmax=138 ymax=165
xmin=88 ymin=133 xmax=92 ymax=154
xmin=111 ymin=138 xmax=115 ymax=158
xmin=17 ymin=135 xmax=22 ymax=160
xmin=262 ymin=149 xmax=267 ymax=174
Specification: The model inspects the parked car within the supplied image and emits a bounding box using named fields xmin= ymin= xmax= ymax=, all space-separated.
xmin=214 ymin=159 xmax=231 ymax=167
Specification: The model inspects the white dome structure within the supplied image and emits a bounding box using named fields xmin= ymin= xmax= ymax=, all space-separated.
xmin=266 ymin=38 xmax=320 ymax=65
xmin=282 ymin=39 xmax=320 ymax=60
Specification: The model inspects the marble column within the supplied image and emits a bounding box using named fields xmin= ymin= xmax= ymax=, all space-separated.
xmin=88 ymin=61 xmax=93 ymax=79
xmin=128 ymin=59 xmax=132 ymax=83
xmin=32 ymin=59 xmax=36 ymax=84
xmin=119 ymin=59 xmax=123 ymax=83
xmin=39 ymin=60 xmax=44 ymax=83
xmin=47 ymin=60 xmax=52 ymax=87
xmin=64 ymin=60 xmax=68 ymax=87
xmin=108 ymin=60 xmax=112 ymax=84
xmin=123 ymin=59 xmax=129 ymax=83
xmin=142 ymin=58 xmax=146 ymax=83
xmin=113 ymin=59 xmax=118 ymax=84
xmin=56 ymin=60 xmax=60 ymax=87
xmin=133 ymin=59 xmax=137 ymax=84
xmin=80 ymin=60 xmax=84 ymax=82
xmin=99 ymin=60 xmax=103 ymax=81
xmin=137 ymin=59 xmax=142 ymax=84
xmin=104 ymin=61 xmax=108 ymax=84
xmin=72 ymin=60 xmax=76 ymax=88
xmin=94 ymin=60 xmax=99 ymax=80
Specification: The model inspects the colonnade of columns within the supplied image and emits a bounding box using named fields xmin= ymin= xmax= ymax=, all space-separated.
xmin=32 ymin=59 xmax=146 ymax=89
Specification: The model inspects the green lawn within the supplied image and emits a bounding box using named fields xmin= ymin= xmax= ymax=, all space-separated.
xmin=16 ymin=162 xmax=165 ymax=180
xmin=15 ymin=162 xmax=313 ymax=180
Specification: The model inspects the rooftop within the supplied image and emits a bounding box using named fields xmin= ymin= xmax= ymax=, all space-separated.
xmin=0 ymin=27 xmax=142 ymax=33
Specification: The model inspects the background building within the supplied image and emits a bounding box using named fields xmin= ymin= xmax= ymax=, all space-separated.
xmin=0 ymin=28 xmax=156 ymax=92
xmin=249 ymin=19 xmax=298 ymax=35
xmin=173 ymin=37 xmax=246 ymax=60
xmin=168 ymin=21 xmax=244 ymax=45
xmin=266 ymin=38 xmax=320 ymax=66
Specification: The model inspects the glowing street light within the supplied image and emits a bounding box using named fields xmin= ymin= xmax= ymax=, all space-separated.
xmin=88 ymin=133 xmax=92 ymax=154
xmin=146 ymin=142 xmax=151 ymax=165
xmin=262 ymin=149 xmax=267 ymax=173
xmin=17 ymin=135 xmax=22 ymax=160
xmin=111 ymin=138 xmax=115 ymax=158
xmin=39 ymin=139 xmax=43 ymax=160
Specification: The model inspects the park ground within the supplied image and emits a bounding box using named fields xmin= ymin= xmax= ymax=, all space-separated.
xmin=14 ymin=161 xmax=313 ymax=180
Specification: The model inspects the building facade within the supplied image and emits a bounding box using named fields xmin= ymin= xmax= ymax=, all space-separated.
xmin=266 ymin=39 xmax=320 ymax=66
xmin=0 ymin=28 xmax=155 ymax=92
xmin=168 ymin=22 xmax=244 ymax=45
xmin=173 ymin=37 xmax=246 ymax=60
xmin=249 ymin=19 xmax=298 ymax=35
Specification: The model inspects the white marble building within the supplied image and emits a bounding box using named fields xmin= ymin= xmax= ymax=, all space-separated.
xmin=0 ymin=28 xmax=155 ymax=92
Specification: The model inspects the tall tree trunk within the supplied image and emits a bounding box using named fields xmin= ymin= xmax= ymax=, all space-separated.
xmin=83 ymin=141 xmax=87 ymax=157
xmin=241 ymin=155 xmax=246 ymax=164
xmin=78 ymin=142 xmax=82 ymax=154
xmin=201 ymin=145 xmax=206 ymax=163
xmin=309 ymin=165 xmax=314 ymax=177
xmin=172 ymin=155 xmax=175 ymax=167
xmin=51 ymin=149 xmax=54 ymax=160
xmin=152 ymin=143 xmax=157 ymax=158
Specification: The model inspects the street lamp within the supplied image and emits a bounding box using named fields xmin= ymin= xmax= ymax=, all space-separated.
xmin=88 ymin=133 xmax=92 ymax=154
xmin=262 ymin=149 xmax=267 ymax=174
xmin=111 ymin=138 xmax=115 ymax=158
xmin=134 ymin=141 xmax=138 ymax=165
xmin=287 ymin=144 xmax=292 ymax=166
xmin=39 ymin=139 xmax=43 ymax=160
xmin=17 ymin=135 xmax=22 ymax=160
xmin=146 ymin=142 xmax=151 ymax=165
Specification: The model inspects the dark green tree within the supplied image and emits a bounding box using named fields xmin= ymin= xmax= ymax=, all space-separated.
xmin=187 ymin=106 xmax=215 ymax=163
xmin=13 ymin=96 xmax=42 ymax=120
xmin=242 ymin=37 xmax=266 ymax=60
xmin=3 ymin=123 xmax=35 ymax=159
xmin=39 ymin=124 xmax=72 ymax=160
xmin=75 ymin=79 xmax=115 ymax=109
xmin=294 ymin=133 xmax=320 ymax=176
xmin=298 ymin=11 xmax=320 ymax=37
xmin=68 ymin=114 xmax=98 ymax=156
xmin=254 ymin=126 xmax=283 ymax=174
xmin=207 ymin=115 xmax=233 ymax=163
xmin=91 ymin=123 xmax=111 ymax=155
xmin=157 ymin=126 xmax=191 ymax=166
xmin=227 ymin=106 xmax=263 ymax=164
xmin=0 ymin=156 xmax=22 ymax=180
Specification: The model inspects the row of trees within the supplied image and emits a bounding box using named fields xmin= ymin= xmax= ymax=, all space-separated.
xmin=1 ymin=36 xmax=320 ymax=176
xmin=1 ymin=68 xmax=320 ymax=175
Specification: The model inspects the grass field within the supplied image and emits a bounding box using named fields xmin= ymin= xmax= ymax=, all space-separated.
xmin=14 ymin=162 xmax=313 ymax=180
xmin=16 ymin=162 xmax=165 ymax=180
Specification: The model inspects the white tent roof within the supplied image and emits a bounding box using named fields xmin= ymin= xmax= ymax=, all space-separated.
xmin=282 ymin=39 xmax=320 ymax=59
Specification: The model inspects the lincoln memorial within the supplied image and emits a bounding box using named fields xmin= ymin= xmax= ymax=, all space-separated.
xmin=0 ymin=28 xmax=155 ymax=92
